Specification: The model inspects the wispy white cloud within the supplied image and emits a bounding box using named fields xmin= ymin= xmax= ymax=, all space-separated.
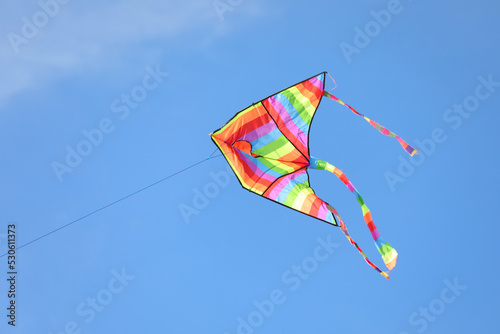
xmin=0 ymin=0 xmax=267 ymax=105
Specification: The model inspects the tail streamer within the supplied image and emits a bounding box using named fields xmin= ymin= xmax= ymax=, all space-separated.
xmin=323 ymin=91 xmax=418 ymax=156
xmin=310 ymin=157 xmax=397 ymax=279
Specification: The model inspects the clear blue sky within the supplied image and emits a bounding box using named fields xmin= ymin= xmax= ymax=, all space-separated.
xmin=1 ymin=1 xmax=499 ymax=333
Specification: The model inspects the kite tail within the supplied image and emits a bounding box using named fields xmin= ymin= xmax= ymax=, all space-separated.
xmin=322 ymin=91 xmax=418 ymax=156
xmin=310 ymin=157 xmax=397 ymax=279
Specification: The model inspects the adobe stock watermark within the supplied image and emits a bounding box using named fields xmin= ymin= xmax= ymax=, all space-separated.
xmin=51 ymin=64 xmax=169 ymax=182
xmin=48 ymin=268 xmax=135 ymax=334
xmin=385 ymin=74 xmax=499 ymax=192
xmin=7 ymin=0 xmax=72 ymax=54
xmin=340 ymin=0 xmax=414 ymax=63
xmin=178 ymin=165 xmax=233 ymax=224
xmin=399 ymin=277 xmax=467 ymax=334
xmin=223 ymin=235 xmax=339 ymax=334
xmin=213 ymin=0 xmax=244 ymax=21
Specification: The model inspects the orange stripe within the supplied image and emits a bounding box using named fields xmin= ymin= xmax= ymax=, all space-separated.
xmin=308 ymin=196 xmax=324 ymax=218
xmin=224 ymin=114 xmax=271 ymax=145
xmin=223 ymin=148 xmax=273 ymax=194
xmin=299 ymin=192 xmax=318 ymax=215
xmin=295 ymin=83 xmax=320 ymax=109
xmin=363 ymin=212 xmax=373 ymax=224
xmin=214 ymin=104 xmax=270 ymax=144
xmin=298 ymin=79 xmax=323 ymax=103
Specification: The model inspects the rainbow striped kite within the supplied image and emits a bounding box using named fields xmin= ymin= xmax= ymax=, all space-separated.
xmin=210 ymin=72 xmax=417 ymax=279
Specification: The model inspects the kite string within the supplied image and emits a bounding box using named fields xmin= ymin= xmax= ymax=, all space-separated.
xmin=0 ymin=148 xmax=221 ymax=257
xmin=327 ymin=72 xmax=338 ymax=91
xmin=208 ymin=148 xmax=219 ymax=159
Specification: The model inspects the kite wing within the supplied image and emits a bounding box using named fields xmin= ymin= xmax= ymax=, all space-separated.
xmin=211 ymin=72 xmax=416 ymax=279
xmin=211 ymin=73 xmax=338 ymax=226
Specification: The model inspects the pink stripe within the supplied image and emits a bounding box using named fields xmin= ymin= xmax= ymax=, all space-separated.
xmin=346 ymin=182 xmax=355 ymax=192
xmin=238 ymin=120 xmax=276 ymax=142
xmin=267 ymin=170 xmax=305 ymax=200
xmin=371 ymin=229 xmax=381 ymax=240
xmin=268 ymin=97 xmax=308 ymax=149
xmin=317 ymin=202 xmax=328 ymax=220
xmin=237 ymin=151 xmax=275 ymax=183
xmin=309 ymin=76 xmax=323 ymax=90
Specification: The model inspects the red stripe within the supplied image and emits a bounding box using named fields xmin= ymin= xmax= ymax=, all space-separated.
xmin=367 ymin=222 xmax=377 ymax=233
xmin=263 ymin=173 xmax=286 ymax=198
xmin=300 ymin=79 xmax=323 ymax=101
xmin=232 ymin=150 xmax=274 ymax=193
xmin=223 ymin=112 xmax=271 ymax=145
xmin=308 ymin=196 xmax=324 ymax=218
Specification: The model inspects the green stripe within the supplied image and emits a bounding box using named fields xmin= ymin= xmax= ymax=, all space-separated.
xmin=316 ymin=159 xmax=328 ymax=170
xmin=284 ymin=179 xmax=311 ymax=207
xmin=256 ymin=156 xmax=293 ymax=177
xmin=281 ymin=87 xmax=315 ymax=127
xmin=290 ymin=85 xmax=318 ymax=124
xmin=292 ymin=187 xmax=315 ymax=211
xmin=360 ymin=204 xmax=370 ymax=216
xmin=379 ymin=243 xmax=395 ymax=257
xmin=253 ymin=135 xmax=292 ymax=158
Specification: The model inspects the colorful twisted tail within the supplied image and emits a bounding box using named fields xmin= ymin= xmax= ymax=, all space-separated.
xmin=323 ymin=91 xmax=418 ymax=156
xmin=310 ymin=157 xmax=397 ymax=279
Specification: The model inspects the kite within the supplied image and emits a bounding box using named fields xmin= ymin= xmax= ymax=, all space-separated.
xmin=210 ymin=72 xmax=417 ymax=279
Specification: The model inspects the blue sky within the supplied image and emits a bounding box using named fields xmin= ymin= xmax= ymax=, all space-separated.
xmin=1 ymin=0 xmax=499 ymax=333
